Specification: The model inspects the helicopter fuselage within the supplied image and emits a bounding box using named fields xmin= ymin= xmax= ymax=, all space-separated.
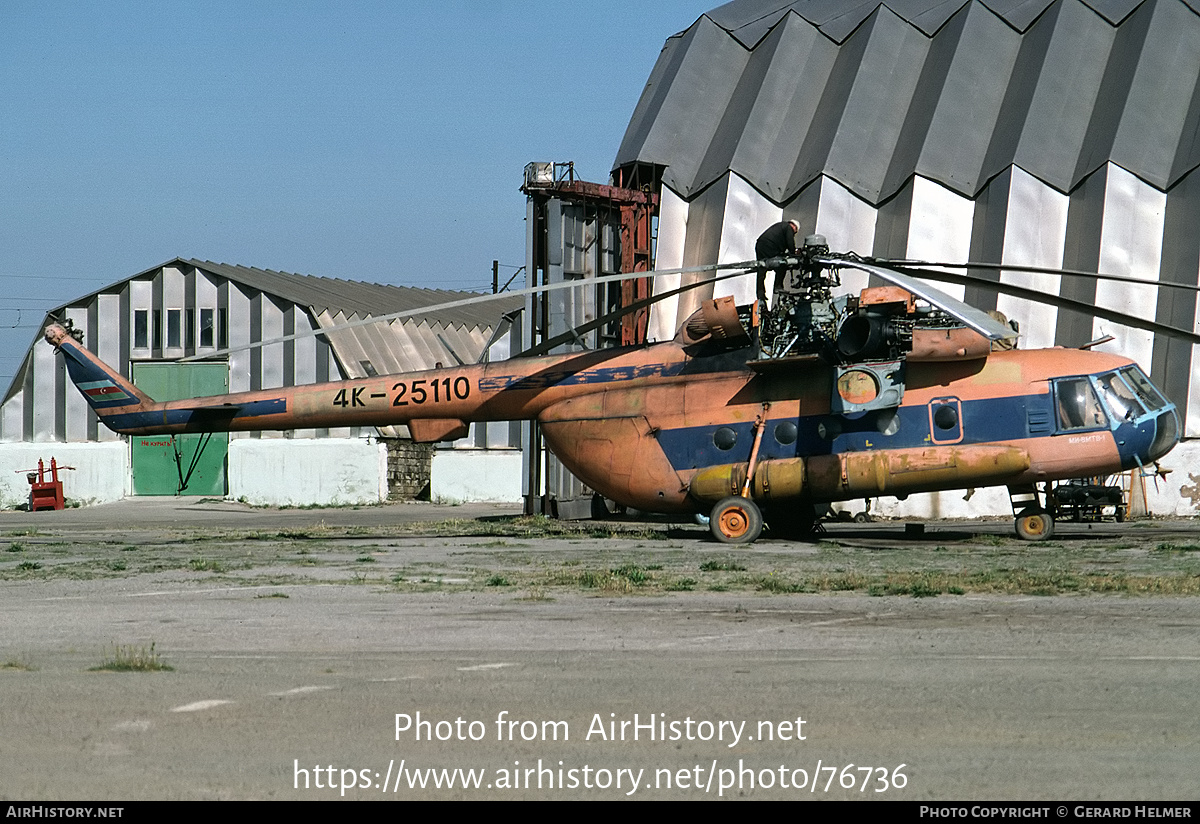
xmin=45 ymin=322 xmax=1179 ymax=518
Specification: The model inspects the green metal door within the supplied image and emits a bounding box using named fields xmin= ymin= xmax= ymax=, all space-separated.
xmin=130 ymin=363 xmax=229 ymax=496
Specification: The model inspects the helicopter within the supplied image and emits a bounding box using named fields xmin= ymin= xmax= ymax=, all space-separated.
xmin=42 ymin=237 xmax=1183 ymax=543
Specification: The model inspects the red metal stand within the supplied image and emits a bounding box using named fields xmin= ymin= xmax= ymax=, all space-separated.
xmin=23 ymin=458 xmax=68 ymax=511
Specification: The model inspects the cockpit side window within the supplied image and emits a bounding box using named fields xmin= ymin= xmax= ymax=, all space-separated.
xmin=1119 ymin=366 xmax=1167 ymax=413
xmin=1096 ymin=372 xmax=1145 ymax=423
xmin=1054 ymin=378 xmax=1107 ymax=431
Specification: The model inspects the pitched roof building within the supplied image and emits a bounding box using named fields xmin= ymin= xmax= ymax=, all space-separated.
xmin=0 ymin=258 xmax=521 ymax=506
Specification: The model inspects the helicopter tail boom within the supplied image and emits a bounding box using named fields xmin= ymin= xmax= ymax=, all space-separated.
xmin=44 ymin=322 xmax=697 ymax=438
xmin=44 ymin=324 xmax=155 ymax=413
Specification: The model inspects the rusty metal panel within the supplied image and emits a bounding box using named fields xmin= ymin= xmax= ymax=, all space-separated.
xmin=523 ymin=187 xmax=633 ymax=509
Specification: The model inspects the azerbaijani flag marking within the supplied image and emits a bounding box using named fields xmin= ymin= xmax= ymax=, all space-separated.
xmin=78 ymin=379 xmax=134 ymax=406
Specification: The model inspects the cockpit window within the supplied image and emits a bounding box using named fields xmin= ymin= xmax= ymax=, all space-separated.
xmin=1096 ymin=372 xmax=1145 ymax=423
xmin=1119 ymin=366 xmax=1167 ymax=413
xmin=1055 ymin=378 xmax=1107 ymax=431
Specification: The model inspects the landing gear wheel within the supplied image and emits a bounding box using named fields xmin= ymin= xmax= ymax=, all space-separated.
xmin=710 ymin=496 xmax=763 ymax=544
xmin=1115 ymin=505 xmax=1127 ymax=523
xmin=1015 ymin=506 xmax=1055 ymax=541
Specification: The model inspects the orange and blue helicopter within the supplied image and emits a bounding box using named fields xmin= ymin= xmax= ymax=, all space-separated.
xmin=43 ymin=238 xmax=1184 ymax=543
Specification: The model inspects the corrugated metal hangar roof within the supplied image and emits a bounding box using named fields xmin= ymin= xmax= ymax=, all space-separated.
xmin=702 ymin=0 xmax=1187 ymax=43
xmin=61 ymin=257 xmax=521 ymax=335
xmin=181 ymin=259 xmax=519 ymax=332
xmin=618 ymin=0 xmax=1200 ymax=204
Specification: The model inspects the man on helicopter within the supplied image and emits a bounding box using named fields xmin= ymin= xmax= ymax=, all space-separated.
xmin=755 ymin=219 xmax=801 ymax=305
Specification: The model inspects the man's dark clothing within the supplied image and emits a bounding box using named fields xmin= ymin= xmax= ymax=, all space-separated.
xmin=755 ymin=221 xmax=798 ymax=300
xmin=755 ymin=221 xmax=798 ymax=260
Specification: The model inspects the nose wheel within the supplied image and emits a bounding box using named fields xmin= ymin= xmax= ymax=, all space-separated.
xmin=1014 ymin=506 xmax=1055 ymax=541
xmin=1008 ymin=484 xmax=1056 ymax=541
xmin=710 ymin=496 xmax=763 ymax=544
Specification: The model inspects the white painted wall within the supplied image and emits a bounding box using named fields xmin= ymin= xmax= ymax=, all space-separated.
xmin=0 ymin=443 xmax=128 ymax=508
xmin=861 ymin=486 xmax=1021 ymax=521
xmin=1146 ymin=439 xmax=1200 ymax=517
xmin=227 ymin=438 xmax=387 ymax=507
xmin=432 ymin=450 xmax=523 ymax=503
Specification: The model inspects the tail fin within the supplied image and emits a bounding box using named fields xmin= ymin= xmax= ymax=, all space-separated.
xmin=44 ymin=323 xmax=155 ymax=417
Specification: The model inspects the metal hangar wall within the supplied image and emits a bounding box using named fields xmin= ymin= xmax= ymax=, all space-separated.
xmin=611 ymin=0 xmax=1200 ymax=516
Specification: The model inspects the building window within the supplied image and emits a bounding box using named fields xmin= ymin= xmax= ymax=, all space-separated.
xmin=166 ymin=309 xmax=182 ymax=349
xmin=199 ymin=309 xmax=215 ymax=348
xmin=134 ymin=310 xmax=149 ymax=349
xmin=218 ymin=308 xmax=228 ymax=350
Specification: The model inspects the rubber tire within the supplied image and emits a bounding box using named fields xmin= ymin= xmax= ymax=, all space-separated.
xmin=710 ymin=496 xmax=763 ymax=544
xmin=1014 ymin=506 xmax=1055 ymax=541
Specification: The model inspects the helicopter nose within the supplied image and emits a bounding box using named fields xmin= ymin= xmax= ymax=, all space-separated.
xmin=1120 ymin=408 xmax=1180 ymax=469
xmin=1145 ymin=408 xmax=1180 ymax=462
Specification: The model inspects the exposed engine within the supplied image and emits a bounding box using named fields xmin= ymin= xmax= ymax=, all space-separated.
xmin=758 ymin=237 xmax=1001 ymax=365
xmin=754 ymin=237 xmax=1012 ymax=414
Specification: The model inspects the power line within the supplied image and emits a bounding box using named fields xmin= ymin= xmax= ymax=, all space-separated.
xmin=0 ymin=273 xmax=113 ymax=282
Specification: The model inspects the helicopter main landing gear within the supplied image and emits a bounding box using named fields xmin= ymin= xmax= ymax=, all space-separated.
xmin=1008 ymin=484 xmax=1055 ymax=541
xmin=710 ymin=496 xmax=763 ymax=544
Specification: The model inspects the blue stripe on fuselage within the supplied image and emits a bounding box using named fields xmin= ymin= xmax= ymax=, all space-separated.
xmin=479 ymin=361 xmax=689 ymax=392
xmin=103 ymin=398 xmax=287 ymax=431
xmin=657 ymin=393 xmax=1053 ymax=471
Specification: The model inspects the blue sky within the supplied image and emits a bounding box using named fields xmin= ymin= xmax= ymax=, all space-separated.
xmin=0 ymin=1 xmax=710 ymax=387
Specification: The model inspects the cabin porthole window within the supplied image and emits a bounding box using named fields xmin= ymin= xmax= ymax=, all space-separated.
xmin=713 ymin=427 xmax=737 ymax=451
xmin=774 ymin=421 xmax=798 ymax=445
xmin=933 ymin=405 xmax=958 ymax=430
xmin=817 ymin=418 xmax=842 ymax=440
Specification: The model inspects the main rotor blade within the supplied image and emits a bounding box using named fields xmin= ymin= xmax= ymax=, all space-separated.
xmin=815 ymin=256 xmax=1017 ymax=340
xmin=890 ymin=265 xmax=1200 ymax=346
xmin=178 ymin=258 xmax=761 ymax=362
xmin=514 ymin=269 xmax=747 ymax=358
xmin=871 ymin=258 xmax=1200 ymax=294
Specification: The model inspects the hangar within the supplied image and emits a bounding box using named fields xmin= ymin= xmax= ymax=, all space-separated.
xmin=603 ymin=0 xmax=1200 ymax=516
xmin=0 ymin=259 xmax=521 ymax=508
